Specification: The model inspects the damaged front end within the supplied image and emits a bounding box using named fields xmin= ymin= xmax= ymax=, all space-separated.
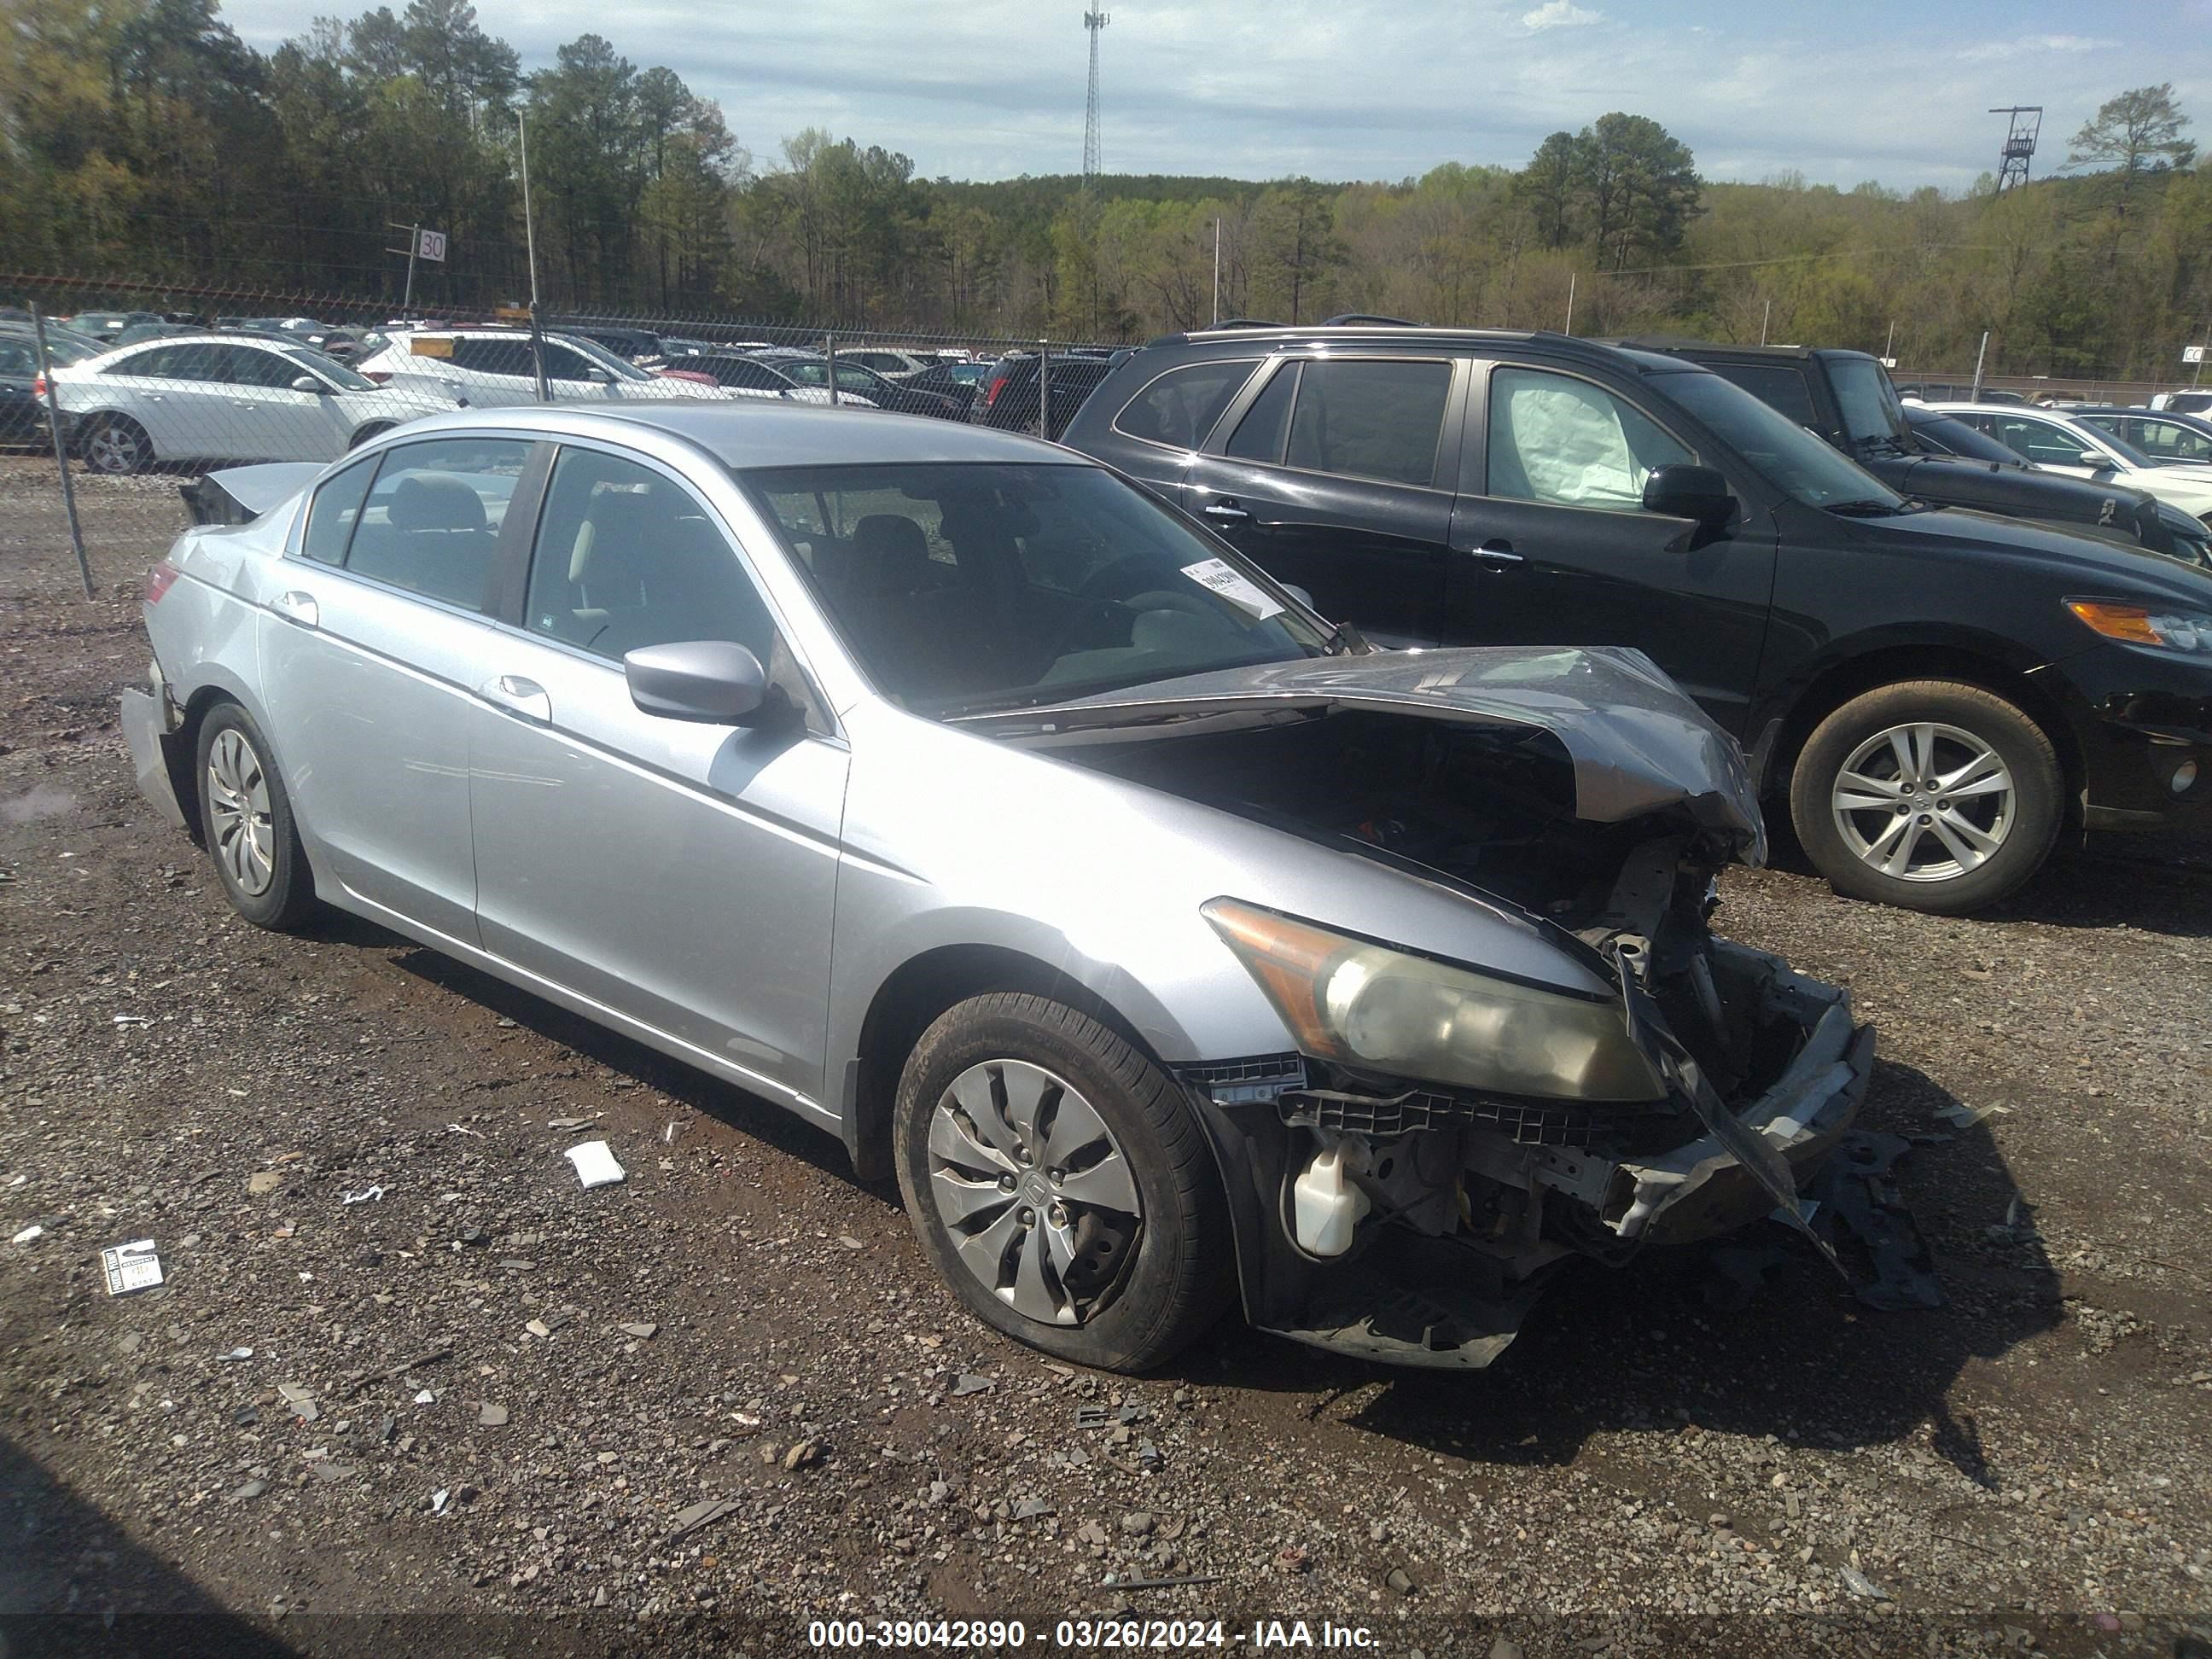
xmin=1016 ymin=651 xmax=1875 ymax=1369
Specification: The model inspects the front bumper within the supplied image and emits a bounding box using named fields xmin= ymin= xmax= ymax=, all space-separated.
xmin=120 ymin=677 xmax=189 ymax=832
xmin=1182 ymin=942 xmax=1873 ymax=1370
xmin=2034 ymin=643 xmax=2212 ymax=829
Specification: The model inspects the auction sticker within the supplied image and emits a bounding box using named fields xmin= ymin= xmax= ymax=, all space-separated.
xmin=1179 ymin=557 xmax=1283 ymax=619
xmin=100 ymin=1239 xmax=164 ymax=1295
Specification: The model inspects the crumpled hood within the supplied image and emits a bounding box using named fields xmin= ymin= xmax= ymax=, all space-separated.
xmin=960 ymin=646 xmax=1766 ymax=852
xmin=182 ymin=463 xmax=327 ymax=526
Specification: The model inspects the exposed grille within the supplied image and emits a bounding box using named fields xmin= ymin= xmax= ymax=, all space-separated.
xmin=1279 ymin=1086 xmax=1605 ymax=1147
xmin=1177 ymin=1054 xmax=1307 ymax=1104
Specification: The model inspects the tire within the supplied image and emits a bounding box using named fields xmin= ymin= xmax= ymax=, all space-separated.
xmin=893 ymin=992 xmax=1234 ymax=1372
xmin=194 ymin=702 xmax=317 ymax=930
xmin=348 ymin=422 xmax=393 ymax=450
xmin=81 ymin=414 xmax=152 ymax=475
xmin=1789 ymin=678 xmax=2063 ymax=914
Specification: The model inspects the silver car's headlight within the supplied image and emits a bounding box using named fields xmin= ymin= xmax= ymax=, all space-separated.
xmin=1202 ymin=899 xmax=1666 ymax=1103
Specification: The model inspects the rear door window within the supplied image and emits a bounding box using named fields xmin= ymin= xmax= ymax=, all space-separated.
xmin=451 ymin=338 xmax=534 ymax=379
xmin=1284 ymin=358 xmax=1452 ymax=487
xmin=1222 ymin=362 xmax=1299 ymax=462
xmin=1110 ymin=359 xmax=1257 ymax=449
xmin=301 ymin=453 xmax=380 ymax=566
xmin=343 ymin=437 xmax=532 ymax=610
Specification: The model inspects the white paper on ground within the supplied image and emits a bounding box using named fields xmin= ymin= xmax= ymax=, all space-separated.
xmin=101 ymin=1238 xmax=164 ymax=1295
xmin=564 ymin=1140 xmax=626 ymax=1189
xmin=1179 ymin=557 xmax=1284 ymax=620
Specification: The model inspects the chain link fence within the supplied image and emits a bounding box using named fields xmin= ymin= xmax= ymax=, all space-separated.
xmin=3 ymin=275 xmax=1134 ymax=590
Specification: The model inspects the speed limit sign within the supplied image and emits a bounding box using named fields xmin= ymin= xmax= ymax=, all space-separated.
xmin=416 ymin=229 xmax=448 ymax=263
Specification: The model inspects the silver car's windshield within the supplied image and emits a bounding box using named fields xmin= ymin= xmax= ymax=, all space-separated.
xmin=742 ymin=462 xmax=1330 ymax=716
xmin=1664 ymin=370 xmax=1906 ymax=509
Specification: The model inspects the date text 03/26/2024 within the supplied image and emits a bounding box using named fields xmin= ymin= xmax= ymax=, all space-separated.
xmin=806 ymin=1619 xmax=1383 ymax=1649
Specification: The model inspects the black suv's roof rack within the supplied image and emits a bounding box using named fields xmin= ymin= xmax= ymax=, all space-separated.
xmin=1614 ymin=335 xmax=1838 ymax=361
xmin=1321 ymin=312 xmax=1421 ymax=327
xmin=1200 ymin=317 xmax=1283 ymax=330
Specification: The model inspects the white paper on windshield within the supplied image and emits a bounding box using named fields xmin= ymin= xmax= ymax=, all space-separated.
xmin=1179 ymin=557 xmax=1283 ymax=620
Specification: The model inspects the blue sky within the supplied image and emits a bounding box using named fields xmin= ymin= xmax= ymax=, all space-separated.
xmin=216 ymin=0 xmax=2212 ymax=190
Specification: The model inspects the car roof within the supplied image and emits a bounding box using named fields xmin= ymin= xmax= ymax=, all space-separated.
xmin=1612 ymin=336 xmax=1861 ymax=363
xmin=1142 ymin=323 xmax=1704 ymax=377
xmin=381 ymin=400 xmax=1090 ymax=469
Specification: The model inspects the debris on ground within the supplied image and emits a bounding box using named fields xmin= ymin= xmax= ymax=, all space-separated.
xmin=10 ymin=1225 xmax=43 ymax=1245
xmin=341 ymin=1185 xmax=384 ymax=1205
xmin=950 ymin=1373 xmax=993 ymax=1397
xmin=563 ymin=1139 xmax=625 ymax=1188
xmin=98 ymin=1238 xmax=164 ymax=1295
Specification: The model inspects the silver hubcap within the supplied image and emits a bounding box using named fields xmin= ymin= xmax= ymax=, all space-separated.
xmin=89 ymin=423 xmax=142 ymax=473
xmin=1831 ymin=721 xmax=2015 ymax=883
xmin=927 ymin=1058 xmax=1141 ymax=1327
xmin=206 ymin=729 xmax=276 ymax=896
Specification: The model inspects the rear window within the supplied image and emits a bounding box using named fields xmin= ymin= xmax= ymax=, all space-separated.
xmin=1109 ymin=359 xmax=1256 ymax=449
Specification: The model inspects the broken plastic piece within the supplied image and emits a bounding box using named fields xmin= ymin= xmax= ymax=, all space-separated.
xmin=10 ymin=1225 xmax=43 ymax=1245
xmin=220 ymin=1347 xmax=254 ymax=1362
xmin=564 ymin=1140 xmax=626 ymax=1188
xmin=100 ymin=1239 xmax=164 ymax=1295
xmin=341 ymin=1185 xmax=384 ymax=1205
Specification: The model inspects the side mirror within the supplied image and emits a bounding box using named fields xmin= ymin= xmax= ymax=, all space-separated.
xmin=624 ymin=640 xmax=766 ymax=725
xmin=2077 ymin=451 xmax=2113 ymax=473
xmin=587 ymin=366 xmax=614 ymax=384
xmin=1281 ymin=583 xmax=1316 ymax=611
xmin=289 ymin=375 xmax=326 ymax=393
xmin=1642 ymin=463 xmax=1737 ymax=533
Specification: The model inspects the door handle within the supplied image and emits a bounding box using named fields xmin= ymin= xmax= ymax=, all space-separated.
xmin=477 ymin=674 xmax=551 ymax=724
xmin=1203 ymin=501 xmax=1251 ymax=521
xmin=1465 ymin=538 xmax=1526 ymax=567
xmin=271 ymin=590 xmax=318 ymax=627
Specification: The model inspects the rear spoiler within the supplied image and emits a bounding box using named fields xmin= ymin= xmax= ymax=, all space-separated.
xmin=178 ymin=463 xmax=325 ymax=527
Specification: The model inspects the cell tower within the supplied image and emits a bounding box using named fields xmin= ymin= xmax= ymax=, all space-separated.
xmin=1082 ymin=7 xmax=1109 ymax=189
xmin=1990 ymin=106 xmax=2042 ymax=192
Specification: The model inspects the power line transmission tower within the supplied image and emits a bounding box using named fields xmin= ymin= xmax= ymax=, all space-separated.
xmin=1082 ymin=7 xmax=1109 ymax=189
xmin=1989 ymin=106 xmax=2042 ymax=192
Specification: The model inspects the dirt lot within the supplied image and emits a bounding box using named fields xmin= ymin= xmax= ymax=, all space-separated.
xmin=3 ymin=454 xmax=2209 ymax=1659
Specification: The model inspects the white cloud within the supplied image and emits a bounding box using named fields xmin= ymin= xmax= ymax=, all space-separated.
xmin=1958 ymin=33 xmax=2119 ymax=62
xmin=1522 ymin=0 xmax=1601 ymax=30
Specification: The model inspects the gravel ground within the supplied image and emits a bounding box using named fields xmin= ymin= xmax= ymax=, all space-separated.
xmin=3 ymin=454 xmax=2210 ymax=1659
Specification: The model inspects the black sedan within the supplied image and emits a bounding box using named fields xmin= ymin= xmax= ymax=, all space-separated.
xmin=748 ymin=351 xmax=965 ymax=419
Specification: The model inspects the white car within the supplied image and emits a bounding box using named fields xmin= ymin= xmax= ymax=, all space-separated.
xmin=353 ymin=329 xmax=736 ymax=410
xmin=839 ymin=346 xmax=937 ymax=381
xmin=1925 ymin=401 xmax=2212 ymax=524
xmin=51 ymin=335 xmax=459 ymax=475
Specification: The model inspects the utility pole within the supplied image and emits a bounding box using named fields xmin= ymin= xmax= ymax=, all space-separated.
xmin=1883 ymin=319 xmax=1896 ymax=361
xmin=1970 ymin=329 xmax=1991 ymax=402
xmin=1564 ymin=271 xmax=1575 ymax=336
xmin=386 ymin=222 xmax=422 ymax=311
xmin=1212 ymin=218 xmax=1221 ymax=327
xmin=1761 ymin=299 xmax=1771 ymax=346
xmin=519 ymin=113 xmax=541 ymax=306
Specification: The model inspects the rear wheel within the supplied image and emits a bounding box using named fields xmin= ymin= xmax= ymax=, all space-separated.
xmin=1790 ymin=678 xmax=2062 ymax=914
xmin=195 ymin=702 xmax=317 ymax=930
xmin=81 ymin=415 xmax=151 ymax=475
xmin=893 ymin=992 xmax=1234 ymax=1372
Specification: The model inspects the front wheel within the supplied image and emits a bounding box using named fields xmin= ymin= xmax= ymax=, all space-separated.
xmin=893 ymin=993 xmax=1234 ymax=1372
xmin=195 ymin=702 xmax=317 ymax=930
xmin=1790 ymin=679 xmax=2063 ymax=914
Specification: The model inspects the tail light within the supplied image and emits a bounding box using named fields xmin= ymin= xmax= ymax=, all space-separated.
xmin=144 ymin=559 xmax=180 ymax=605
xmin=982 ymin=370 xmax=1009 ymax=409
xmin=32 ymin=373 xmax=47 ymax=399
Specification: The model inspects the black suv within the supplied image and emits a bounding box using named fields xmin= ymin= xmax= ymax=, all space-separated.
xmin=1625 ymin=341 xmax=2208 ymax=563
xmin=1062 ymin=325 xmax=2212 ymax=913
xmin=971 ymin=350 xmax=1124 ymax=439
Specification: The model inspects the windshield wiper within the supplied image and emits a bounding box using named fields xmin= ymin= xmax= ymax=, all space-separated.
xmin=1852 ymin=436 xmax=1910 ymax=459
xmin=1824 ymin=498 xmax=1906 ymax=517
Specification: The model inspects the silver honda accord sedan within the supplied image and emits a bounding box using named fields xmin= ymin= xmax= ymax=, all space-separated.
xmin=122 ymin=402 xmax=1873 ymax=1372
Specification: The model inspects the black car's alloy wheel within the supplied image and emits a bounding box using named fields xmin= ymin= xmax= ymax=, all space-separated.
xmin=1791 ymin=679 xmax=2062 ymax=914
xmin=894 ymin=993 xmax=1234 ymax=1372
